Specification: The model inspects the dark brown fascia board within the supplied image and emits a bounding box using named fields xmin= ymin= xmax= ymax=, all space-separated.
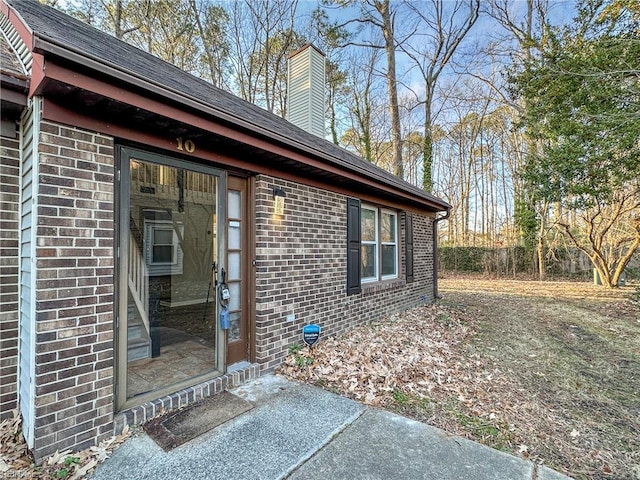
xmin=29 ymin=34 xmax=450 ymax=212
xmin=0 ymin=66 xmax=29 ymax=110
xmin=0 ymin=71 xmax=28 ymax=92
xmin=0 ymin=85 xmax=27 ymax=109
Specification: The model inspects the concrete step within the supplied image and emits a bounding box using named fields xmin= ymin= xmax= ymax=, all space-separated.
xmin=128 ymin=336 xmax=151 ymax=362
xmin=127 ymin=321 xmax=146 ymax=341
xmin=127 ymin=308 xmax=151 ymax=362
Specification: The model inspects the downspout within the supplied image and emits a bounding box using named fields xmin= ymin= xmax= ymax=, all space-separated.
xmin=432 ymin=208 xmax=451 ymax=300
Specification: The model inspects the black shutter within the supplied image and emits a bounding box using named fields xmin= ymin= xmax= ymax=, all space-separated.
xmin=346 ymin=198 xmax=361 ymax=295
xmin=405 ymin=212 xmax=414 ymax=283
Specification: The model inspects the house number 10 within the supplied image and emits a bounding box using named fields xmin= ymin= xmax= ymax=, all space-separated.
xmin=176 ymin=137 xmax=196 ymax=153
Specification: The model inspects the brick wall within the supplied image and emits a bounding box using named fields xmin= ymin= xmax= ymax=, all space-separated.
xmin=12 ymin=121 xmax=435 ymax=459
xmin=0 ymin=129 xmax=20 ymax=419
xmin=254 ymin=175 xmax=434 ymax=371
xmin=31 ymin=121 xmax=115 ymax=461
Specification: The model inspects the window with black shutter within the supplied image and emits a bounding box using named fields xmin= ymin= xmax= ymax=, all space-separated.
xmin=405 ymin=213 xmax=414 ymax=283
xmin=346 ymin=198 xmax=361 ymax=295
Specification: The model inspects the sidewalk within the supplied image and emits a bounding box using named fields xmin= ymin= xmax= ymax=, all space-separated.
xmin=90 ymin=375 xmax=572 ymax=480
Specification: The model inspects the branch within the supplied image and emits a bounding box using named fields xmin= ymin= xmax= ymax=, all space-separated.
xmin=342 ymin=40 xmax=385 ymax=49
xmin=613 ymin=233 xmax=640 ymax=282
xmin=557 ymin=221 xmax=593 ymax=258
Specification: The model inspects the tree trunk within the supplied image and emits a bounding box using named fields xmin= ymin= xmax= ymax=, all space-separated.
xmin=592 ymin=257 xmax=613 ymax=288
xmin=536 ymin=201 xmax=548 ymax=280
xmin=536 ymin=235 xmax=545 ymax=280
xmin=376 ymin=0 xmax=403 ymax=178
xmin=422 ymin=123 xmax=433 ymax=191
xmin=115 ymin=0 xmax=123 ymax=39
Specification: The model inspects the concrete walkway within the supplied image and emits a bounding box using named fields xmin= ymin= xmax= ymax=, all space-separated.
xmin=91 ymin=375 xmax=572 ymax=480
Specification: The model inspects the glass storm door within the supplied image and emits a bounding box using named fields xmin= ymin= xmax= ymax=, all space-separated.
xmin=117 ymin=148 xmax=225 ymax=408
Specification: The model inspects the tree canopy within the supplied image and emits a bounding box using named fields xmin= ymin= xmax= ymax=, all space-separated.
xmin=514 ymin=2 xmax=640 ymax=209
xmin=511 ymin=0 xmax=640 ymax=286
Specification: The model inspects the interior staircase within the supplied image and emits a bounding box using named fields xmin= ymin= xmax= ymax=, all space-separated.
xmin=127 ymin=232 xmax=152 ymax=362
xmin=127 ymin=302 xmax=151 ymax=362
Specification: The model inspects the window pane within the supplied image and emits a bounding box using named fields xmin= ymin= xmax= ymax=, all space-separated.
xmin=382 ymin=245 xmax=396 ymax=276
xmin=381 ymin=212 xmax=396 ymax=243
xmin=154 ymin=229 xmax=173 ymax=245
xmin=228 ymin=191 xmax=241 ymax=219
xmin=228 ymin=281 xmax=241 ymax=311
xmin=361 ymin=244 xmax=376 ymax=279
xmin=228 ymin=222 xmax=241 ymax=249
xmin=228 ymin=251 xmax=241 ymax=280
xmin=361 ymin=208 xmax=376 ymax=242
xmin=153 ymin=245 xmax=173 ymax=263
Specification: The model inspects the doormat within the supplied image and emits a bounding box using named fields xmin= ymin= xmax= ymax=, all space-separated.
xmin=144 ymin=391 xmax=253 ymax=451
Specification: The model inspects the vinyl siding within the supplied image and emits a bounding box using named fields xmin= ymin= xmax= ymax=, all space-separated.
xmin=19 ymin=98 xmax=39 ymax=447
xmin=287 ymin=46 xmax=326 ymax=138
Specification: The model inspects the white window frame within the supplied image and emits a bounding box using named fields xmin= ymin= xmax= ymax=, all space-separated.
xmin=361 ymin=205 xmax=398 ymax=283
xmin=361 ymin=205 xmax=378 ymax=283
xmin=144 ymin=219 xmax=184 ymax=276
xmin=380 ymin=208 xmax=398 ymax=280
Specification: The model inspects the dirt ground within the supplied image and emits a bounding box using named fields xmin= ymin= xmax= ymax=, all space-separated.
xmin=280 ymin=276 xmax=640 ymax=480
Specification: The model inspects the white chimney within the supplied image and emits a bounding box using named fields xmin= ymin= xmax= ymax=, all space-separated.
xmin=287 ymin=44 xmax=326 ymax=138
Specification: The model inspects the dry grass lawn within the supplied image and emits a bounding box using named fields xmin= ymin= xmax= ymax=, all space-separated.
xmin=280 ymin=276 xmax=640 ymax=480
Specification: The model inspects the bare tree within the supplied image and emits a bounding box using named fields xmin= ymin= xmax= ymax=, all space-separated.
xmin=188 ymin=0 xmax=231 ymax=89
xmin=102 ymin=0 xmax=151 ymax=39
xmin=228 ymin=0 xmax=302 ymax=116
xmin=558 ymin=188 xmax=640 ymax=288
xmin=486 ymin=0 xmax=553 ymax=279
xmin=341 ymin=48 xmax=381 ymax=162
xmin=326 ymin=0 xmax=407 ymax=177
xmin=401 ymin=0 xmax=480 ymax=192
xmin=374 ymin=0 xmax=403 ymax=178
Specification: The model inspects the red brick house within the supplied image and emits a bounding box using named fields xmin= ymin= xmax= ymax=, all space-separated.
xmin=0 ymin=0 xmax=449 ymax=462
